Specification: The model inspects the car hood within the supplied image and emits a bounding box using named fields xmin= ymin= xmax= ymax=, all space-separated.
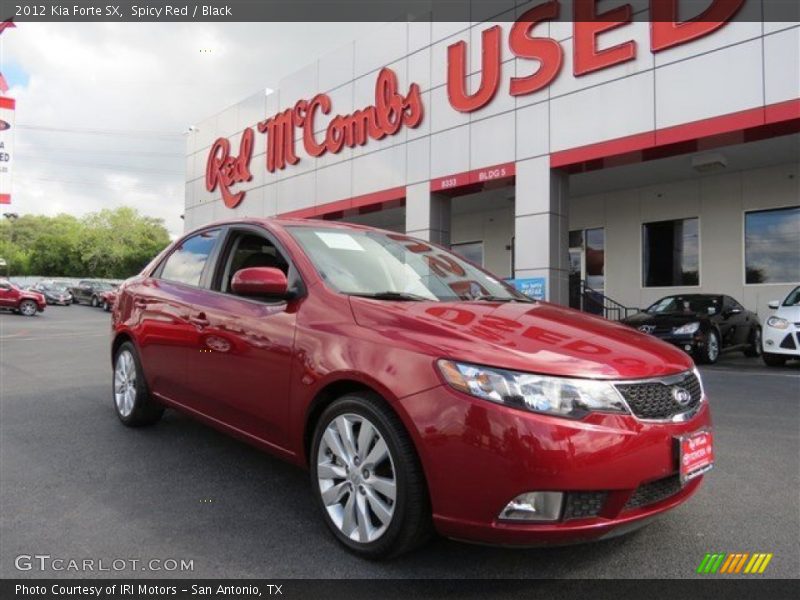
xmin=621 ymin=311 xmax=708 ymax=328
xmin=349 ymin=298 xmax=694 ymax=379
xmin=773 ymin=305 xmax=800 ymax=322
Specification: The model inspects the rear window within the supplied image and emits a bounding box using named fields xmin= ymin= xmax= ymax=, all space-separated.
xmin=160 ymin=230 xmax=220 ymax=287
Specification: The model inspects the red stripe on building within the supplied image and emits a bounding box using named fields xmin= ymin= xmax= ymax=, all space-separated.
xmin=278 ymin=186 xmax=406 ymax=219
xmin=430 ymin=162 xmax=516 ymax=193
xmin=0 ymin=96 xmax=14 ymax=110
xmin=551 ymin=98 xmax=800 ymax=169
xmin=0 ymin=194 xmax=10 ymax=204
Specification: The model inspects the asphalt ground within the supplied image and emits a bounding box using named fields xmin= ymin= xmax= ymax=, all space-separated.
xmin=1 ymin=306 xmax=798 ymax=579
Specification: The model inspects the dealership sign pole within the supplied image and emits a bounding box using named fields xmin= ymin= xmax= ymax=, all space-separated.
xmin=0 ymin=18 xmax=15 ymax=205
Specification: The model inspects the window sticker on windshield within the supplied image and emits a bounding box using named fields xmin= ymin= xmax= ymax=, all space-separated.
xmin=315 ymin=232 xmax=365 ymax=251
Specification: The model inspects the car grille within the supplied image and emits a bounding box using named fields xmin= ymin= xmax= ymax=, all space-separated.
xmin=779 ymin=334 xmax=797 ymax=350
xmin=562 ymin=491 xmax=608 ymax=520
xmin=625 ymin=475 xmax=682 ymax=510
xmin=615 ymin=371 xmax=702 ymax=420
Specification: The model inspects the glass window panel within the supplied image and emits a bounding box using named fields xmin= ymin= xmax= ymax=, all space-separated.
xmin=642 ymin=218 xmax=699 ymax=287
xmin=745 ymin=206 xmax=800 ymax=284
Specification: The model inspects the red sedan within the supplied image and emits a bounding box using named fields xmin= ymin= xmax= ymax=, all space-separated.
xmin=110 ymin=219 xmax=713 ymax=558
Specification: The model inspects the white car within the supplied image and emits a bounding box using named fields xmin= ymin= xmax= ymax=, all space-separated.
xmin=762 ymin=286 xmax=800 ymax=366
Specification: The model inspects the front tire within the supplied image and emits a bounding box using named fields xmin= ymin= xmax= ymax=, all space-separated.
xmin=763 ymin=352 xmax=787 ymax=367
xmin=91 ymin=295 xmax=99 ymax=307
xmin=113 ymin=342 xmax=164 ymax=427
xmin=697 ymin=330 xmax=720 ymax=364
xmin=102 ymin=300 xmax=110 ymax=312
xmin=310 ymin=392 xmax=431 ymax=559
xmin=744 ymin=326 xmax=761 ymax=357
xmin=19 ymin=300 xmax=38 ymax=317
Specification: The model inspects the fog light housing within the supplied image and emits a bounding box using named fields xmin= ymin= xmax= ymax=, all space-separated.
xmin=499 ymin=492 xmax=563 ymax=521
xmin=684 ymin=344 xmax=692 ymax=351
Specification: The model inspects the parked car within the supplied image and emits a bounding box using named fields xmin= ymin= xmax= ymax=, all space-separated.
xmin=0 ymin=279 xmax=46 ymax=316
xmin=111 ymin=219 xmax=713 ymax=558
xmin=762 ymin=286 xmax=800 ymax=366
xmin=31 ymin=281 xmax=73 ymax=305
xmin=70 ymin=280 xmax=116 ymax=307
xmin=100 ymin=289 xmax=118 ymax=312
xmin=621 ymin=294 xmax=761 ymax=364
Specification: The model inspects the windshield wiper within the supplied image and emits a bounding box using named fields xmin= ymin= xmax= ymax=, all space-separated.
xmin=347 ymin=291 xmax=431 ymax=302
xmin=470 ymin=294 xmax=534 ymax=303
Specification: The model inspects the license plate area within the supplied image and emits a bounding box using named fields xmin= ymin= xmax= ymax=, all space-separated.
xmin=678 ymin=430 xmax=714 ymax=484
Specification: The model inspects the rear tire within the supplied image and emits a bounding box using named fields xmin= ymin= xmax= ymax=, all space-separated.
xmin=19 ymin=300 xmax=38 ymax=317
xmin=743 ymin=326 xmax=761 ymax=357
xmin=91 ymin=295 xmax=99 ymax=307
xmin=102 ymin=300 xmax=110 ymax=312
xmin=763 ymin=353 xmax=787 ymax=367
xmin=113 ymin=342 xmax=164 ymax=427
xmin=310 ymin=392 xmax=432 ymax=559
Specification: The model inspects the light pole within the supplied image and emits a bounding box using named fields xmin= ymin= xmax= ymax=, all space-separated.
xmin=2 ymin=212 xmax=18 ymax=277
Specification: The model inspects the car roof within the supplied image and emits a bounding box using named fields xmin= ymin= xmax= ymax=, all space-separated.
xmin=194 ymin=217 xmax=387 ymax=234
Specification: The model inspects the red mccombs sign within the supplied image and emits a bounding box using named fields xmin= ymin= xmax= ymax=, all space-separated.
xmin=206 ymin=0 xmax=743 ymax=208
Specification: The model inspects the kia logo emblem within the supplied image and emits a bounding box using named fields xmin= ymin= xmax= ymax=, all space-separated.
xmin=672 ymin=387 xmax=692 ymax=406
xmin=638 ymin=325 xmax=656 ymax=334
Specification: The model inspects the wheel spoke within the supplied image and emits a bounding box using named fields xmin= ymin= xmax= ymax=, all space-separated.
xmin=355 ymin=493 xmax=372 ymax=543
xmin=321 ymin=481 xmax=348 ymax=506
xmin=369 ymin=475 xmax=396 ymax=501
xmin=340 ymin=492 xmax=357 ymax=536
xmin=335 ymin=416 xmax=358 ymax=462
xmin=323 ymin=428 xmax=349 ymax=464
xmin=356 ymin=420 xmax=376 ymax=458
xmin=365 ymin=488 xmax=393 ymax=525
xmin=364 ymin=437 xmax=388 ymax=467
xmin=317 ymin=462 xmax=346 ymax=480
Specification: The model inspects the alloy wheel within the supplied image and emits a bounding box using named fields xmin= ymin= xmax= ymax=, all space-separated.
xmin=114 ymin=350 xmax=137 ymax=417
xmin=316 ymin=413 xmax=397 ymax=544
xmin=20 ymin=301 xmax=37 ymax=316
xmin=707 ymin=332 xmax=719 ymax=362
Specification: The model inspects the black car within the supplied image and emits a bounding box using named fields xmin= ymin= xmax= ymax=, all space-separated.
xmin=621 ymin=294 xmax=761 ymax=364
xmin=30 ymin=281 xmax=73 ymax=306
xmin=70 ymin=280 xmax=116 ymax=307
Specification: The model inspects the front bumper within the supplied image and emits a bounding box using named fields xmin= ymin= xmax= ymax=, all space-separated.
xmin=762 ymin=325 xmax=800 ymax=357
xmin=399 ymin=384 xmax=712 ymax=546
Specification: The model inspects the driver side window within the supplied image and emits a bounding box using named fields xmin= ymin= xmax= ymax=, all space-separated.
xmin=217 ymin=231 xmax=289 ymax=296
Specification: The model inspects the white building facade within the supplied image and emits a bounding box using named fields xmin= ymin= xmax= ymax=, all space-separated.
xmin=185 ymin=3 xmax=800 ymax=319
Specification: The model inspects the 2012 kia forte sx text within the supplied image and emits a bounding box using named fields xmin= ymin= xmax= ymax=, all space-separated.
xmin=110 ymin=219 xmax=714 ymax=558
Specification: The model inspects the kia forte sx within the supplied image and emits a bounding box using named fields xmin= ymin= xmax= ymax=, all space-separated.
xmin=110 ymin=219 xmax=713 ymax=558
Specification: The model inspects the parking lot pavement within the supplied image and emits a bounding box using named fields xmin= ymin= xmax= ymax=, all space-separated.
xmin=1 ymin=307 xmax=798 ymax=579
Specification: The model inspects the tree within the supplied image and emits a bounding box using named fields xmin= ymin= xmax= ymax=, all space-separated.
xmin=0 ymin=207 xmax=171 ymax=278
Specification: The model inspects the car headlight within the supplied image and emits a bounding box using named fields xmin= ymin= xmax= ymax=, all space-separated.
xmin=437 ymin=360 xmax=628 ymax=419
xmin=673 ymin=322 xmax=700 ymax=335
xmin=766 ymin=316 xmax=789 ymax=330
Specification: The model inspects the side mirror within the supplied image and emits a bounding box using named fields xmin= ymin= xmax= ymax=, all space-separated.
xmin=726 ymin=307 xmax=742 ymax=317
xmin=768 ymin=300 xmax=780 ymax=310
xmin=231 ymin=267 xmax=288 ymax=298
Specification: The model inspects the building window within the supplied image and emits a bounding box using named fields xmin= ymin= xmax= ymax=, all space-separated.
xmin=642 ymin=218 xmax=699 ymax=287
xmin=745 ymin=206 xmax=800 ymax=284
xmin=451 ymin=241 xmax=484 ymax=267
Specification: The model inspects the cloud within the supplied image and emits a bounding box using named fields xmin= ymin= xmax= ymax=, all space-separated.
xmin=4 ymin=22 xmax=372 ymax=236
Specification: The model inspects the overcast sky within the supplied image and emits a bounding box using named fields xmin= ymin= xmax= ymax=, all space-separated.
xmin=3 ymin=22 xmax=372 ymax=236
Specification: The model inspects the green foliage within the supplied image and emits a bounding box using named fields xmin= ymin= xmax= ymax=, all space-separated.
xmin=0 ymin=208 xmax=171 ymax=278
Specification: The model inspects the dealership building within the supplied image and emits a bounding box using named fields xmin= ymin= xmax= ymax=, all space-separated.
xmin=184 ymin=6 xmax=799 ymax=319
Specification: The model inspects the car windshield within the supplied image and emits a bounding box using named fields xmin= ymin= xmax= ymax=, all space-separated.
xmin=646 ymin=295 xmax=722 ymax=315
xmin=96 ymin=283 xmax=113 ymax=291
xmin=288 ymin=226 xmax=530 ymax=302
xmin=783 ymin=286 xmax=800 ymax=307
